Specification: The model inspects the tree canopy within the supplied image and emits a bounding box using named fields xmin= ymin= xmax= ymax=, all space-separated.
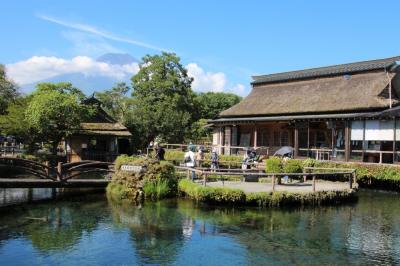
xmin=0 ymin=64 xmax=19 ymax=115
xmin=195 ymin=92 xmax=241 ymax=119
xmin=24 ymin=82 xmax=94 ymax=153
xmin=95 ymin=82 xmax=134 ymax=122
xmin=130 ymin=52 xmax=196 ymax=147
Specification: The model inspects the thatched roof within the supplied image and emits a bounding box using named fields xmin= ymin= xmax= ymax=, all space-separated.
xmin=79 ymin=122 xmax=132 ymax=137
xmin=252 ymin=56 xmax=400 ymax=85
xmin=220 ymin=58 xmax=400 ymax=118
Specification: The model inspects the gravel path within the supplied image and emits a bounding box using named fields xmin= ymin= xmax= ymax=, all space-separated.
xmin=201 ymin=180 xmax=355 ymax=193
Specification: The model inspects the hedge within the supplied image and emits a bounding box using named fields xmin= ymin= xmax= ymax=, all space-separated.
xmin=178 ymin=179 xmax=356 ymax=207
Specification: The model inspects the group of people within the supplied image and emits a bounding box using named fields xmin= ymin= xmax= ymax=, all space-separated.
xmin=184 ymin=143 xmax=219 ymax=180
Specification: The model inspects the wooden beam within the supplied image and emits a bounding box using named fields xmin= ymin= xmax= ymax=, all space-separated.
xmin=362 ymin=119 xmax=366 ymax=162
xmin=0 ymin=179 xmax=110 ymax=188
xmin=253 ymin=124 xmax=258 ymax=149
xmin=345 ymin=121 xmax=350 ymax=162
xmin=393 ymin=118 xmax=397 ymax=163
xmin=294 ymin=126 xmax=299 ymax=158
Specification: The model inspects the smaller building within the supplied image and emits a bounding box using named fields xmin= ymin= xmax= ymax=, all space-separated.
xmin=66 ymin=97 xmax=132 ymax=162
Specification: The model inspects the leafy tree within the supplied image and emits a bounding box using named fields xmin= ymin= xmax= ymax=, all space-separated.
xmin=95 ymin=82 xmax=134 ymax=122
xmin=130 ymin=53 xmax=196 ymax=148
xmin=0 ymin=96 xmax=38 ymax=149
xmin=186 ymin=118 xmax=211 ymax=143
xmin=195 ymin=92 xmax=241 ymax=119
xmin=25 ymin=82 xmax=94 ymax=154
xmin=0 ymin=64 xmax=19 ymax=115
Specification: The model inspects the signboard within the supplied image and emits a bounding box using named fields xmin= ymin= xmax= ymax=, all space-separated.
xmin=120 ymin=164 xmax=146 ymax=173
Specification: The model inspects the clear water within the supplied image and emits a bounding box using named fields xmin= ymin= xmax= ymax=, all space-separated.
xmin=0 ymin=190 xmax=399 ymax=265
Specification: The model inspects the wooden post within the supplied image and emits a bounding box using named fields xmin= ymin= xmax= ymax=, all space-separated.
xmin=187 ymin=169 xmax=190 ymax=179
xmin=353 ymin=171 xmax=357 ymax=185
xmin=294 ymin=126 xmax=299 ymax=158
xmin=272 ymin=175 xmax=276 ymax=191
xmin=362 ymin=119 xmax=366 ymax=162
xmin=312 ymin=175 xmax=316 ymax=192
xmin=393 ymin=118 xmax=397 ymax=163
xmin=303 ymin=168 xmax=307 ymax=183
xmin=307 ymin=121 xmax=310 ymax=157
xmin=349 ymin=174 xmax=353 ymax=189
xmin=253 ymin=124 xmax=258 ymax=149
xmin=57 ymin=162 xmax=62 ymax=181
xmin=45 ymin=161 xmax=49 ymax=176
xmin=345 ymin=121 xmax=350 ymax=162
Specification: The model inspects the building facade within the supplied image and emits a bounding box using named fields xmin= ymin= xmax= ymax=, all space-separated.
xmin=66 ymin=97 xmax=132 ymax=162
xmin=211 ymin=56 xmax=400 ymax=164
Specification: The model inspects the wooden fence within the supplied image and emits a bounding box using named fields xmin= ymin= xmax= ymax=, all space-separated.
xmin=175 ymin=166 xmax=356 ymax=192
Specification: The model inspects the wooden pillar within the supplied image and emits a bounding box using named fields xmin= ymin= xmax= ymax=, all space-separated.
xmin=362 ymin=119 xmax=366 ymax=162
xmin=307 ymin=121 xmax=310 ymax=157
xmin=294 ymin=126 xmax=299 ymax=158
xmin=312 ymin=175 xmax=316 ymax=192
xmin=393 ymin=118 xmax=397 ymax=163
xmin=253 ymin=124 xmax=258 ymax=149
xmin=272 ymin=175 xmax=276 ymax=191
xmin=57 ymin=162 xmax=62 ymax=181
xmin=345 ymin=121 xmax=350 ymax=162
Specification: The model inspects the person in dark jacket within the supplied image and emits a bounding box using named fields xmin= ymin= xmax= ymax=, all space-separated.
xmin=156 ymin=145 xmax=165 ymax=161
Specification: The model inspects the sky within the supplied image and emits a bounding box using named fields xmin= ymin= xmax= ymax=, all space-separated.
xmin=1 ymin=0 xmax=400 ymax=96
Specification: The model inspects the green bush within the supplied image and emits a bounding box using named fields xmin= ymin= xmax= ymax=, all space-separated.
xmin=266 ymin=157 xmax=283 ymax=173
xmin=178 ymin=179 xmax=245 ymax=204
xmin=283 ymin=159 xmax=303 ymax=173
xmin=302 ymin=158 xmax=317 ymax=168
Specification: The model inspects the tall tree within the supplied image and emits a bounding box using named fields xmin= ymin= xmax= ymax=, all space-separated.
xmin=195 ymin=92 xmax=242 ymax=119
xmin=95 ymin=82 xmax=134 ymax=122
xmin=25 ymin=82 xmax=94 ymax=154
xmin=130 ymin=53 xmax=196 ymax=147
xmin=0 ymin=64 xmax=19 ymax=115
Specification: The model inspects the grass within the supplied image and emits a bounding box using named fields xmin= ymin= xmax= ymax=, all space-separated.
xmin=178 ymin=179 xmax=356 ymax=207
xmin=143 ymin=179 xmax=171 ymax=200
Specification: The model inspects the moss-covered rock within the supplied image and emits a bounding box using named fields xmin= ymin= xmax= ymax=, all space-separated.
xmin=107 ymin=155 xmax=177 ymax=203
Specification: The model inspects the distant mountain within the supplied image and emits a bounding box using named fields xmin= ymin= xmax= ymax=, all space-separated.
xmin=96 ymin=53 xmax=138 ymax=65
xmin=21 ymin=53 xmax=138 ymax=95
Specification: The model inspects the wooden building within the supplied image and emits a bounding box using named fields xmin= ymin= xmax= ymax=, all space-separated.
xmin=66 ymin=97 xmax=132 ymax=162
xmin=211 ymin=56 xmax=400 ymax=164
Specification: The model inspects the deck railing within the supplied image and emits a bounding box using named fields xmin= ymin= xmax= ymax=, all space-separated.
xmin=175 ymin=166 xmax=356 ymax=192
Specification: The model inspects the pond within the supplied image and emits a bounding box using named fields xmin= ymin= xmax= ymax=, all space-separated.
xmin=0 ymin=190 xmax=399 ymax=265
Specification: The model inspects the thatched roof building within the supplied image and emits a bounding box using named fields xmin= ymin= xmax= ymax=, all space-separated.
xmin=66 ymin=97 xmax=132 ymax=162
xmin=219 ymin=56 xmax=400 ymax=120
xmin=211 ymin=56 xmax=400 ymax=164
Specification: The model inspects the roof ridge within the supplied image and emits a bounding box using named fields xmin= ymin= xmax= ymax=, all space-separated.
xmin=252 ymin=56 xmax=400 ymax=85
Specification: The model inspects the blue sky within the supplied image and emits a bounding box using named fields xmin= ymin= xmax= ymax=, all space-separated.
xmin=1 ymin=0 xmax=400 ymax=95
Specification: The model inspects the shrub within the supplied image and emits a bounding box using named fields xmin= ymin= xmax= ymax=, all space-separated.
xmin=302 ymin=158 xmax=317 ymax=168
xmin=283 ymin=159 xmax=303 ymax=173
xmin=178 ymin=179 xmax=245 ymax=204
xmin=266 ymin=157 xmax=283 ymax=173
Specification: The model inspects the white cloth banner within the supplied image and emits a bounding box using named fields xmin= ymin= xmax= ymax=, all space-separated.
xmin=351 ymin=120 xmax=395 ymax=141
xmin=351 ymin=121 xmax=364 ymax=141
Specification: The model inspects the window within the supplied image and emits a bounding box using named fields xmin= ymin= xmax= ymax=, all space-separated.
xmin=281 ymin=131 xmax=289 ymax=146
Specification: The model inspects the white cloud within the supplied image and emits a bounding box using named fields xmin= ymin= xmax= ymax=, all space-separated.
xmin=6 ymin=56 xmax=139 ymax=85
xmin=37 ymin=14 xmax=171 ymax=52
xmin=186 ymin=63 xmax=246 ymax=95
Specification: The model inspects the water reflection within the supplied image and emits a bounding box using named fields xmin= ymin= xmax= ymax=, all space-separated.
xmin=0 ymin=191 xmax=399 ymax=265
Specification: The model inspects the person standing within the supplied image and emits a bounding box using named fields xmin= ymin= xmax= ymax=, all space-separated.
xmin=196 ymin=148 xmax=205 ymax=168
xmin=210 ymin=149 xmax=219 ymax=171
xmin=184 ymin=146 xmax=196 ymax=180
xmin=156 ymin=145 xmax=165 ymax=161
